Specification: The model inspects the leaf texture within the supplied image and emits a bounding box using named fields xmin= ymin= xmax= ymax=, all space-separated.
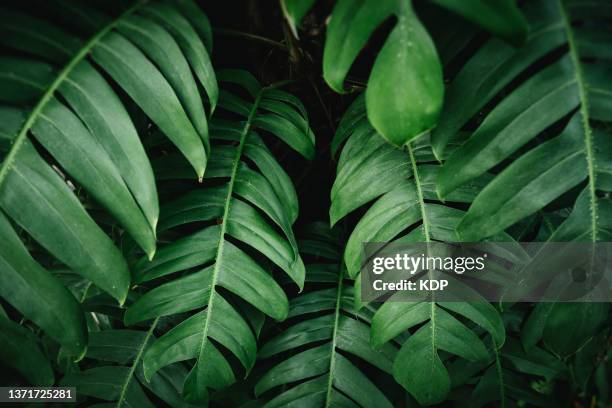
xmin=125 ymin=71 xmax=314 ymax=404
xmin=0 ymin=0 xmax=215 ymax=354
xmin=434 ymin=0 xmax=612 ymax=242
xmin=330 ymin=99 xmax=507 ymax=404
xmin=255 ymin=224 xmax=396 ymax=408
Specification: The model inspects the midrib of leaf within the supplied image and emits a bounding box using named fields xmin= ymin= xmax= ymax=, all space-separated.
xmin=492 ymin=338 xmax=506 ymax=408
xmin=0 ymin=0 xmax=145 ymax=190
xmin=116 ymin=317 xmax=159 ymax=408
xmin=194 ymin=89 xmax=264 ymax=372
xmin=324 ymin=265 xmax=345 ymax=407
xmin=407 ymin=143 xmax=431 ymax=243
xmin=558 ymin=0 xmax=599 ymax=242
xmin=407 ymin=141 xmax=439 ymax=396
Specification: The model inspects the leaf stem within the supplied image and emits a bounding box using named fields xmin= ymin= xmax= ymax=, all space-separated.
xmin=213 ymin=28 xmax=287 ymax=51
xmin=407 ymin=141 xmax=438 ymax=374
xmin=558 ymin=0 xmax=598 ymax=242
xmin=193 ymin=88 xmax=264 ymax=381
xmin=117 ymin=317 xmax=159 ymax=408
xmin=407 ymin=143 xmax=431 ymax=243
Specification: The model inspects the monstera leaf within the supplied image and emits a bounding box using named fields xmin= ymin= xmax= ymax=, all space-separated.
xmin=254 ymin=223 xmax=398 ymax=407
xmin=434 ymin=0 xmax=612 ymax=242
xmin=0 ymin=0 xmax=215 ymax=358
xmin=330 ymin=97 xmax=507 ymax=404
xmin=124 ymin=71 xmax=314 ymax=404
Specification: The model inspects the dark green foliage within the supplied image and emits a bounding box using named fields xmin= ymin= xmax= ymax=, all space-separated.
xmin=0 ymin=0 xmax=610 ymax=407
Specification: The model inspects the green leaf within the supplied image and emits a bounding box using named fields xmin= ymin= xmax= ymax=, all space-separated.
xmin=0 ymin=211 xmax=86 ymax=357
xmin=431 ymin=0 xmax=567 ymax=159
xmin=174 ymin=0 xmax=214 ymax=52
xmin=0 ymin=140 xmax=130 ymax=304
xmin=330 ymin=107 xmax=506 ymax=404
xmin=393 ymin=319 xmax=451 ymax=405
xmin=0 ymin=317 xmax=55 ymax=386
xmin=255 ymin=225 xmax=395 ymax=408
xmin=60 ymin=323 xmax=194 ymax=408
xmin=32 ymin=98 xmax=156 ymax=258
xmin=544 ymin=303 xmax=608 ymax=357
xmin=456 ymin=115 xmax=588 ymax=241
xmin=126 ymin=73 xmax=311 ymax=403
xmin=92 ymin=31 xmax=207 ymax=180
xmin=140 ymin=2 xmax=218 ymax=112
xmin=0 ymin=1 xmax=216 ymax=311
xmin=430 ymin=0 xmax=528 ymax=46
xmin=323 ymin=0 xmax=443 ymax=147
xmin=0 ymin=8 xmax=80 ymax=63
xmin=59 ymin=60 xmax=159 ymax=234
xmin=117 ymin=14 xmax=210 ymax=153
xmin=436 ymin=0 xmax=612 ymax=242
xmin=280 ymin=0 xmax=316 ymax=37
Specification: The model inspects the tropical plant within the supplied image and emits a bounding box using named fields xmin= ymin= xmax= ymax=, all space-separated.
xmin=254 ymin=223 xmax=399 ymax=407
xmin=0 ymin=0 xmax=214 ymax=359
xmin=61 ymin=327 xmax=194 ymax=407
xmin=434 ymin=0 xmax=612 ymax=243
xmin=329 ymin=95 xmax=510 ymax=405
xmin=118 ymin=71 xmax=314 ymax=404
xmin=282 ymin=0 xmax=528 ymax=146
xmin=432 ymin=1 xmax=612 ymax=381
xmin=1 ymin=0 xmax=611 ymax=407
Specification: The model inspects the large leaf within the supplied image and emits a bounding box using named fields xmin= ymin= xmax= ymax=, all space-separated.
xmin=0 ymin=199 xmax=87 ymax=357
xmin=432 ymin=0 xmax=612 ymax=365
xmin=125 ymin=71 xmax=314 ymax=405
xmin=435 ymin=0 xmax=612 ymax=242
xmin=330 ymin=99 xmax=506 ymax=404
xmin=62 ymin=324 xmax=199 ymax=408
xmin=321 ymin=0 xmax=526 ymax=147
xmin=519 ymin=193 xmax=612 ymax=358
xmin=0 ymin=0 xmax=215 ymax=351
xmin=449 ymin=337 xmax=568 ymax=407
xmin=0 ymin=316 xmax=55 ymax=386
xmin=323 ymin=0 xmax=443 ymax=147
xmin=255 ymin=224 xmax=397 ymax=408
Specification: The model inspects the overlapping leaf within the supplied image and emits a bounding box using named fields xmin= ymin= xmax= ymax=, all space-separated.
xmin=449 ymin=336 xmax=568 ymax=407
xmin=323 ymin=0 xmax=444 ymax=147
xmin=432 ymin=0 xmax=612 ymax=365
xmin=284 ymin=0 xmax=526 ymax=146
xmin=0 ymin=315 xmax=55 ymax=386
xmin=125 ymin=71 xmax=314 ymax=405
xmin=330 ymin=97 xmax=507 ymax=404
xmin=434 ymin=0 xmax=612 ymax=242
xmin=62 ymin=324 xmax=200 ymax=408
xmin=255 ymin=223 xmax=397 ymax=407
xmin=0 ymin=0 xmax=216 ymax=357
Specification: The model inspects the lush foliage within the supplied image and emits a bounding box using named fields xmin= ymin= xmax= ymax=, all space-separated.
xmin=0 ymin=0 xmax=611 ymax=407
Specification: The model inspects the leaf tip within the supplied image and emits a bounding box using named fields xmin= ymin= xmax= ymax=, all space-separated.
xmin=146 ymin=247 xmax=156 ymax=262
